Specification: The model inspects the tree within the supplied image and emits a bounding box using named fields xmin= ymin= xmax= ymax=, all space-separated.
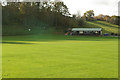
xmin=2 ymin=2 xmax=20 ymax=25
xmin=84 ymin=10 xmax=94 ymax=21
xmin=104 ymin=15 xmax=111 ymax=22
xmin=96 ymin=14 xmax=105 ymax=21
xmin=110 ymin=16 xmax=119 ymax=25
xmin=76 ymin=10 xmax=81 ymax=19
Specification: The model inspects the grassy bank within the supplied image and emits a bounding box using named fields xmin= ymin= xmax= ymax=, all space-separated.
xmin=82 ymin=21 xmax=119 ymax=34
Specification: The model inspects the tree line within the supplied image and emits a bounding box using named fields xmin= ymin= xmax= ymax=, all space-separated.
xmin=2 ymin=1 xmax=84 ymax=35
xmin=83 ymin=10 xmax=120 ymax=25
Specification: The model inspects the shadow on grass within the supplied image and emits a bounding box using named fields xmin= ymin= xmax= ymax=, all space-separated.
xmin=1 ymin=42 xmax=34 ymax=44
xmin=2 ymin=34 xmax=118 ymax=43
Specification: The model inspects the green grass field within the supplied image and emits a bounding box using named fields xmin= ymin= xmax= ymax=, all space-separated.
xmin=2 ymin=34 xmax=118 ymax=78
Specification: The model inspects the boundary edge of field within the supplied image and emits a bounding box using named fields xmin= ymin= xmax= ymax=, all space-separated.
xmin=0 ymin=3 xmax=2 ymax=80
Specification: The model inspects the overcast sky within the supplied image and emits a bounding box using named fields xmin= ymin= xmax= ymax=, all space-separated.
xmin=62 ymin=0 xmax=119 ymax=16
xmin=0 ymin=0 xmax=119 ymax=16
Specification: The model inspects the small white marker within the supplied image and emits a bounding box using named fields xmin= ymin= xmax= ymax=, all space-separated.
xmin=28 ymin=29 xmax=31 ymax=31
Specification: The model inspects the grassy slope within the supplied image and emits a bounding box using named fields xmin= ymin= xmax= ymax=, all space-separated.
xmin=82 ymin=21 xmax=119 ymax=34
xmin=95 ymin=21 xmax=119 ymax=28
xmin=2 ymin=34 xmax=118 ymax=78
